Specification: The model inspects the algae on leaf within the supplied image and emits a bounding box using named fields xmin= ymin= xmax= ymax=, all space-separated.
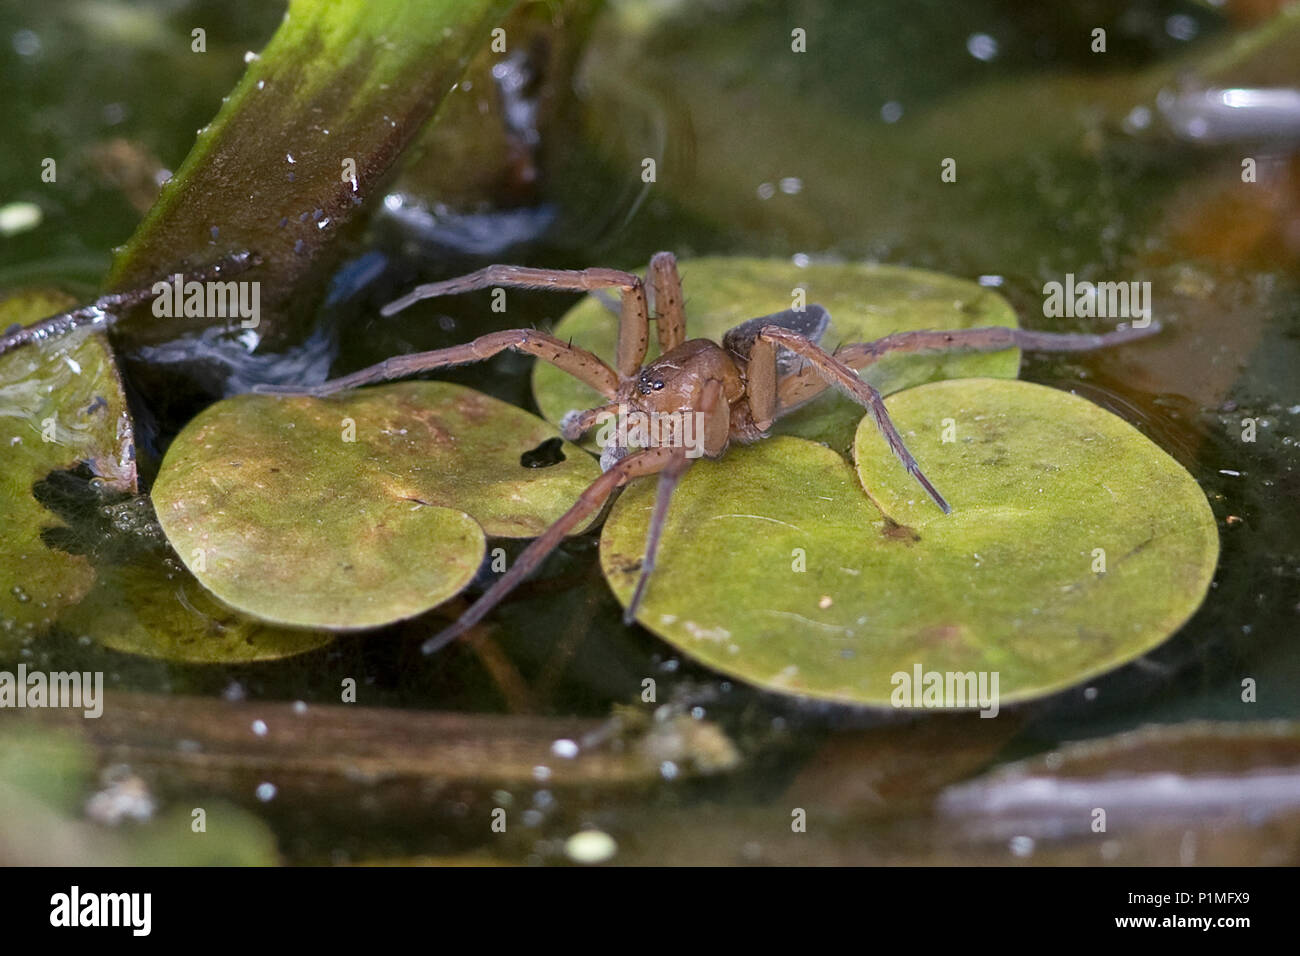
xmin=0 ymin=290 xmax=137 ymax=651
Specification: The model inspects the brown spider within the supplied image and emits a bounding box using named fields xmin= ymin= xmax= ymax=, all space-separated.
xmin=255 ymin=252 xmax=1159 ymax=653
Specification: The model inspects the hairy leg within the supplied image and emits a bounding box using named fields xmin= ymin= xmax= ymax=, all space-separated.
xmin=381 ymin=263 xmax=650 ymax=380
xmin=624 ymin=449 xmax=692 ymax=624
xmin=777 ymin=321 xmax=1161 ymax=412
xmin=254 ymin=328 xmax=620 ymax=399
xmin=621 ymin=376 xmax=727 ymax=622
xmin=422 ymin=445 xmax=683 ymax=654
xmin=560 ymin=402 xmax=619 ymax=441
xmin=648 ymin=251 xmax=687 ymax=353
xmin=759 ymin=327 xmax=950 ymax=513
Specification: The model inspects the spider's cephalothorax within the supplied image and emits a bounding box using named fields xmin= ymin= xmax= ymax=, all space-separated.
xmin=255 ymin=252 xmax=1159 ymax=652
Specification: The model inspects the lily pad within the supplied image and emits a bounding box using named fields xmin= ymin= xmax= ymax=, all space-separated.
xmin=152 ymin=381 xmax=600 ymax=629
xmin=600 ymin=379 xmax=1218 ymax=707
xmin=61 ymin=558 xmax=333 ymax=663
xmin=0 ymin=290 xmax=137 ymax=652
xmin=533 ymin=257 xmax=1020 ymax=452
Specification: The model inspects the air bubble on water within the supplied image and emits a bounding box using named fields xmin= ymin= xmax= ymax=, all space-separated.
xmin=1009 ymin=835 xmax=1035 ymax=857
xmin=251 ymin=719 xmax=268 ymax=736
xmin=1123 ymin=105 xmax=1152 ymax=133
xmin=779 ymin=177 xmax=802 ymax=195
xmin=551 ymin=738 xmax=579 ymax=759
xmin=881 ymin=100 xmax=903 ymax=123
xmin=660 ymin=761 xmax=679 ymax=780
xmin=792 ymin=253 xmax=810 ymax=267
xmin=256 ymin=782 xmax=277 ymax=802
xmin=11 ymin=586 xmax=30 ymax=603
xmin=756 ymin=182 xmax=776 ymax=200
xmin=564 ymin=830 xmax=617 ymax=864
xmin=244 ymin=50 xmax=260 ymax=63
xmin=1165 ymin=14 xmax=1198 ymax=42
xmin=532 ymin=765 xmax=551 ymax=782
xmin=966 ymin=33 xmax=998 ymax=61
xmin=12 ymin=29 xmax=41 ymax=57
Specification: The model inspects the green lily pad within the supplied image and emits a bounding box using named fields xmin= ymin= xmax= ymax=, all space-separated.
xmin=533 ymin=257 xmax=1020 ymax=452
xmin=61 ymin=558 xmax=334 ymax=663
xmin=152 ymin=381 xmax=600 ymax=630
xmin=600 ymin=380 xmax=1218 ymax=707
xmin=0 ymin=290 xmax=137 ymax=652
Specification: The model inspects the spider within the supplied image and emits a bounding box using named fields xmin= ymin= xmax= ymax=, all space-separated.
xmin=255 ymin=252 xmax=1159 ymax=654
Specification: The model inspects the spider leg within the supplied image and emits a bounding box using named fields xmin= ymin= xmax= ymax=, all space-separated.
xmin=560 ymin=402 xmax=619 ymax=441
xmin=622 ymin=376 xmax=725 ymax=622
xmin=422 ymin=445 xmax=684 ymax=655
xmin=759 ymin=327 xmax=951 ymax=514
xmin=253 ymin=328 xmax=619 ymax=399
xmin=648 ymin=251 xmax=687 ymax=353
xmin=381 ymin=263 xmax=650 ymax=380
xmin=624 ymin=449 xmax=692 ymax=623
xmin=777 ymin=321 xmax=1162 ymax=412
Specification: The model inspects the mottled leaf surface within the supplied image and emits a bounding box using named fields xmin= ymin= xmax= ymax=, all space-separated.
xmin=0 ymin=291 xmax=136 ymax=651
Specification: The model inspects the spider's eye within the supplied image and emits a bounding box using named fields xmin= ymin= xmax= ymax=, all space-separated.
xmin=637 ymin=373 xmax=665 ymax=395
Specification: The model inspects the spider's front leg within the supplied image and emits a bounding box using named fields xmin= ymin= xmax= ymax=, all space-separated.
xmin=422 ymin=445 xmax=685 ymax=654
xmin=381 ymin=263 xmax=651 ymax=380
xmin=756 ymin=327 xmax=951 ymax=514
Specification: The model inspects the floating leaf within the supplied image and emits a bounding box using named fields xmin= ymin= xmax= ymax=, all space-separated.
xmin=600 ymin=379 xmax=1218 ymax=707
xmin=152 ymin=381 xmax=600 ymax=629
xmin=0 ymin=290 xmax=137 ymax=652
xmin=533 ymin=258 xmax=1019 ymax=452
xmin=61 ymin=557 xmax=333 ymax=663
